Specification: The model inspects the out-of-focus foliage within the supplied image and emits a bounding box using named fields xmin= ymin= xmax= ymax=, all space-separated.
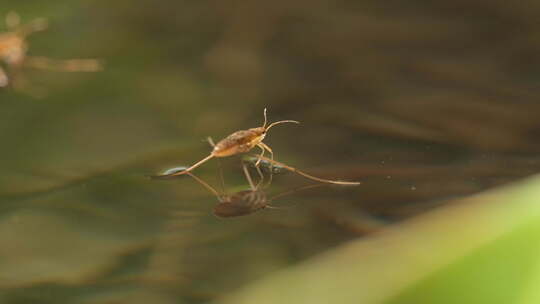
xmin=218 ymin=175 xmax=540 ymax=304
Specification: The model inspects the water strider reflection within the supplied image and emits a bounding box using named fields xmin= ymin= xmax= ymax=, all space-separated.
xmin=156 ymin=159 xmax=327 ymax=218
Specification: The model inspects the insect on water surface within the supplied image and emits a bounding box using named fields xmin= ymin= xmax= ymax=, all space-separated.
xmin=0 ymin=11 xmax=101 ymax=89
xmin=155 ymin=108 xmax=299 ymax=177
xmin=154 ymin=109 xmax=361 ymax=185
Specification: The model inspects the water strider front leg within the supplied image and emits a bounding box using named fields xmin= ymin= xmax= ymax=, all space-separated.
xmin=254 ymin=144 xmax=265 ymax=167
xmin=258 ymin=142 xmax=274 ymax=186
xmin=253 ymin=144 xmax=266 ymax=188
xmin=258 ymin=142 xmax=273 ymax=158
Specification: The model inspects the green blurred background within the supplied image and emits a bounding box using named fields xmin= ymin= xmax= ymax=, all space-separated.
xmin=2 ymin=1 xmax=540 ymax=303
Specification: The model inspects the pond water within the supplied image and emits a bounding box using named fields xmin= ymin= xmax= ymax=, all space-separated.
xmin=2 ymin=1 xmax=540 ymax=303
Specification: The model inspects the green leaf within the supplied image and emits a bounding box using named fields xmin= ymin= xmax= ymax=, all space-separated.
xmin=217 ymin=175 xmax=540 ymax=304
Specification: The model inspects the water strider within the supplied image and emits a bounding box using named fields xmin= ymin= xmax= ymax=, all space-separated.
xmin=0 ymin=11 xmax=101 ymax=89
xmin=153 ymin=109 xmax=360 ymax=185
xmin=154 ymin=108 xmax=298 ymax=178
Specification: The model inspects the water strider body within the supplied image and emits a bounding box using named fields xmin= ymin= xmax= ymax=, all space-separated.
xmin=155 ymin=108 xmax=298 ymax=177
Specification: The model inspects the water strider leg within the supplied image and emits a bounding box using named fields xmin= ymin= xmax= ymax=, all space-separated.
xmin=157 ymin=154 xmax=215 ymax=177
xmin=24 ymin=56 xmax=102 ymax=72
xmin=258 ymin=142 xmax=274 ymax=186
xmin=252 ymin=154 xmax=361 ymax=186
xmin=254 ymin=144 xmax=265 ymax=167
xmin=253 ymin=145 xmax=265 ymax=187
xmin=186 ymin=172 xmax=222 ymax=200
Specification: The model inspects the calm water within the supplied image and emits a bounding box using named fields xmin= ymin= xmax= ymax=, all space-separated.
xmin=2 ymin=1 xmax=540 ymax=303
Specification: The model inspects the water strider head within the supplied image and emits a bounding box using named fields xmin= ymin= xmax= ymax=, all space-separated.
xmin=252 ymin=108 xmax=300 ymax=140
